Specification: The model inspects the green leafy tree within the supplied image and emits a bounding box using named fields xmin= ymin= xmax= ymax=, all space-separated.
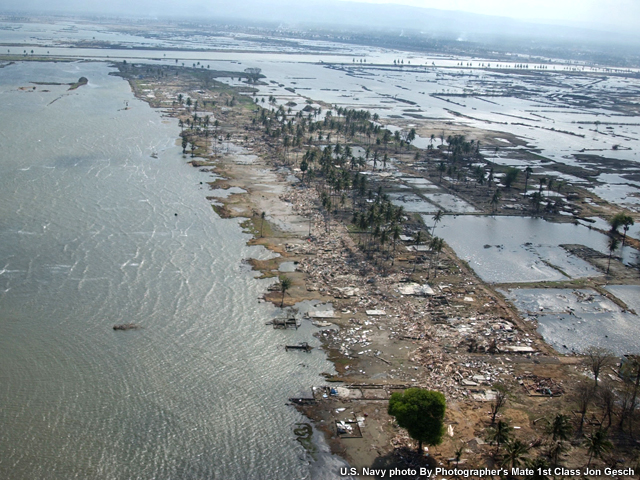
xmin=503 ymin=167 xmax=519 ymax=189
xmin=388 ymin=388 xmax=446 ymax=452
xmin=609 ymin=212 xmax=633 ymax=235
xmin=279 ymin=275 xmax=292 ymax=308
xmin=609 ymin=212 xmax=635 ymax=247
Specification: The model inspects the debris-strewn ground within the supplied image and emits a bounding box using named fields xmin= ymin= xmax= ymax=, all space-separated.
xmin=118 ymin=62 xmax=640 ymax=479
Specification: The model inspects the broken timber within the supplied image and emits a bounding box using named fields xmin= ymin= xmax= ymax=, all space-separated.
xmin=285 ymin=342 xmax=312 ymax=352
xmin=267 ymin=317 xmax=299 ymax=329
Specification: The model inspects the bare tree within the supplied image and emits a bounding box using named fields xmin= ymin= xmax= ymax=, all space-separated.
xmin=490 ymin=384 xmax=508 ymax=425
xmin=620 ymin=355 xmax=640 ymax=428
xmin=617 ymin=384 xmax=636 ymax=432
xmin=596 ymin=382 xmax=616 ymax=430
xmin=244 ymin=67 xmax=262 ymax=84
xmin=583 ymin=346 xmax=614 ymax=387
xmin=575 ymin=383 xmax=595 ymax=435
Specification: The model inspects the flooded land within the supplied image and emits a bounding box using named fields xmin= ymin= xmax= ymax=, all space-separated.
xmin=1 ymin=14 xmax=640 ymax=480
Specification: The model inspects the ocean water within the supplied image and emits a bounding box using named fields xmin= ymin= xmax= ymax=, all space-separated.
xmin=0 ymin=61 xmax=342 ymax=479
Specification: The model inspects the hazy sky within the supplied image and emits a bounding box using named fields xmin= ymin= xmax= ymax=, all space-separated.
xmin=346 ymin=0 xmax=638 ymax=30
xmin=1 ymin=0 xmax=638 ymax=36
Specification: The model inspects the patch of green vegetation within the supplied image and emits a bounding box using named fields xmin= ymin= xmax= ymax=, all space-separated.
xmin=0 ymin=55 xmax=72 ymax=63
xmin=211 ymin=204 xmax=233 ymax=218
xmin=240 ymin=218 xmax=258 ymax=236
xmin=68 ymin=76 xmax=88 ymax=90
xmin=293 ymin=423 xmax=317 ymax=458
xmin=540 ymin=260 xmax=569 ymax=278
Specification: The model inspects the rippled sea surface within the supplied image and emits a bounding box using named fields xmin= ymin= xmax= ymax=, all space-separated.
xmin=0 ymin=62 xmax=338 ymax=479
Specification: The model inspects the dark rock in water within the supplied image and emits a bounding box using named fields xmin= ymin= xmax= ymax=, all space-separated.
xmin=113 ymin=323 xmax=140 ymax=331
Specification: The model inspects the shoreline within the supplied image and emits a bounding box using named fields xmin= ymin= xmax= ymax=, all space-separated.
xmin=111 ymin=60 xmax=640 ymax=477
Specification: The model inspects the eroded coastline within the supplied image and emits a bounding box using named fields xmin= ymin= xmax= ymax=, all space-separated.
xmin=109 ymin=58 xmax=640 ymax=478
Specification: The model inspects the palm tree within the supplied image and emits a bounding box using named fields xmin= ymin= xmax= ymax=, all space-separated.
xmin=523 ymin=166 xmax=533 ymax=194
xmin=391 ymin=224 xmax=401 ymax=265
xmin=279 ymin=276 xmax=292 ymax=307
xmin=546 ymin=414 xmax=572 ymax=442
xmin=609 ymin=213 xmax=635 ymax=247
xmin=524 ymin=457 xmax=550 ymax=480
xmin=431 ymin=210 xmax=444 ymax=236
xmin=621 ymin=217 xmax=634 ymax=247
xmin=545 ymin=413 xmax=572 ymax=465
xmin=502 ymin=439 xmax=529 ymax=476
xmin=428 ymin=237 xmax=445 ymax=279
xmin=547 ymin=440 xmax=568 ymax=467
xmin=260 ymin=211 xmax=266 ymax=237
xmin=546 ymin=178 xmax=555 ymax=198
xmin=584 ymin=429 xmax=612 ymax=467
xmin=490 ymin=189 xmax=502 ymax=214
xmin=437 ymin=162 xmax=446 ymax=183
xmin=538 ymin=177 xmax=547 ymax=194
xmin=606 ymin=236 xmax=619 ymax=275
xmin=412 ymin=231 xmax=423 ymax=273
xmin=530 ymin=191 xmax=543 ymax=214
xmin=487 ymin=420 xmax=512 ymax=456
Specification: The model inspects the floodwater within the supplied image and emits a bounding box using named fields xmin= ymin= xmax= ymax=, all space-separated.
xmin=0 ymin=62 xmax=347 ymax=479
xmin=3 ymin=19 xmax=640 ymax=474
xmin=502 ymin=288 xmax=640 ymax=356
xmin=5 ymin=20 xmax=640 ymax=194
xmin=431 ymin=215 xmax=611 ymax=283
